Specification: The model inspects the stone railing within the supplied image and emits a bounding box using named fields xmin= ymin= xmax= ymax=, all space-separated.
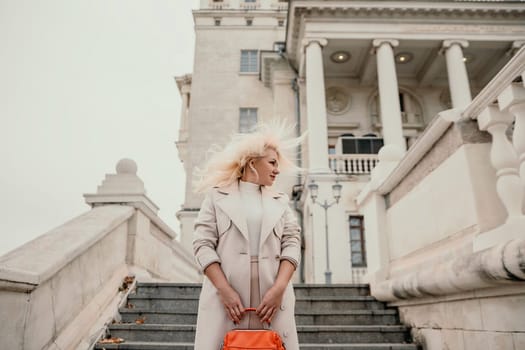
xmin=207 ymin=0 xmax=230 ymax=9
xmin=0 ymin=159 xmax=200 ymax=350
xmin=358 ymin=45 xmax=525 ymax=302
xmin=351 ymin=267 xmax=367 ymax=284
xmin=355 ymin=45 xmax=525 ymax=349
xmin=329 ymin=154 xmax=379 ymax=174
xmin=463 ymin=45 xmax=525 ymax=250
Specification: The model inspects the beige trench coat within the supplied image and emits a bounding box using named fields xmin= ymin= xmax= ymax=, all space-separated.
xmin=192 ymin=181 xmax=301 ymax=350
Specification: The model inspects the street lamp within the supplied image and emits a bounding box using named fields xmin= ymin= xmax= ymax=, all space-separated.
xmin=307 ymin=179 xmax=342 ymax=284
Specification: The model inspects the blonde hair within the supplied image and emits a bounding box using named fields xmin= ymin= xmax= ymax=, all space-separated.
xmin=193 ymin=120 xmax=306 ymax=193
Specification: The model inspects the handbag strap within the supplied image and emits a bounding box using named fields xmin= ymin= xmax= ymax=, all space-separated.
xmin=242 ymin=308 xmax=271 ymax=329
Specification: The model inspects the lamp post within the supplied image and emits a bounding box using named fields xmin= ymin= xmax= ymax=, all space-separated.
xmin=307 ymin=179 xmax=342 ymax=284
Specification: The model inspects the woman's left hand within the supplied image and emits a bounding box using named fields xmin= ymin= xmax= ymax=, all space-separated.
xmin=256 ymin=284 xmax=285 ymax=324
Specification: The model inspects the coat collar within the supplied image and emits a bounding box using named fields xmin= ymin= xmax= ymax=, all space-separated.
xmin=214 ymin=180 xmax=287 ymax=250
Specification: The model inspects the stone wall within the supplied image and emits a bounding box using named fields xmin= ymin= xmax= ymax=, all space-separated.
xmin=0 ymin=205 xmax=200 ymax=350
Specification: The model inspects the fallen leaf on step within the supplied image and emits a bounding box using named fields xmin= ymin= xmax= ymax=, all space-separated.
xmin=99 ymin=337 xmax=124 ymax=344
xmin=135 ymin=316 xmax=146 ymax=324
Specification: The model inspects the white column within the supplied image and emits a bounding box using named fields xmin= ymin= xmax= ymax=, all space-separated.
xmin=372 ymin=39 xmax=406 ymax=152
xmin=442 ymin=40 xmax=472 ymax=109
xmin=303 ymin=38 xmax=330 ymax=173
xmin=179 ymin=86 xmax=190 ymax=141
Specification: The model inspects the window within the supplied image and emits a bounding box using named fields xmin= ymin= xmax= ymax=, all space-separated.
xmin=245 ymin=18 xmax=253 ymax=26
xmin=349 ymin=216 xmax=366 ymax=267
xmin=240 ymin=50 xmax=258 ymax=73
xmin=239 ymin=108 xmax=258 ymax=133
xmin=274 ymin=41 xmax=285 ymax=52
xmin=278 ymin=19 xmax=285 ymax=27
xmin=245 ymin=0 xmax=256 ymax=2
xmin=341 ymin=137 xmax=383 ymax=154
xmin=214 ymin=18 xmax=221 ymax=26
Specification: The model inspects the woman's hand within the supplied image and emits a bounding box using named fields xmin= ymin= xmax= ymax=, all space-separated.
xmin=256 ymin=284 xmax=285 ymax=324
xmin=218 ymin=285 xmax=245 ymax=324
xmin=203 ymin=263 xmax=245 ymax=324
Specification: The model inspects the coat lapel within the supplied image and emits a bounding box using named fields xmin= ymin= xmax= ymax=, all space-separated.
xmin=259 ymin=186 xmax=287 ymax=249
xmin=214 ymin=182 xmax=250 ymax=241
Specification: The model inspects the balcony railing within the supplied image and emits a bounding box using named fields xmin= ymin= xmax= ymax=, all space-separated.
xmin=329 ymin=154 xmax=379 ymax=174
xmin=351 ymin=267 xmax=368 ymax=284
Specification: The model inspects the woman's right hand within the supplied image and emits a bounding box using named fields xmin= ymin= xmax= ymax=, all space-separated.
xmin=217 ymin=285 xmax=245 ymax=324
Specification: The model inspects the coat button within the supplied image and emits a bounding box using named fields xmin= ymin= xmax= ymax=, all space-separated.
xmin=283 ymin=331 xmax=289 ymax=338
xmin=280 ymin=304 xmax=285 ymax=311
xmin=275 ymin=255 xmax=280 ymax=260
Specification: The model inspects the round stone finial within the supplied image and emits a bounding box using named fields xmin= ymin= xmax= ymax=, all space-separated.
xmin=377 ymin=144 xmax=404 ymax=162
xmin=116 ymin=158 xmax=138 ymax=174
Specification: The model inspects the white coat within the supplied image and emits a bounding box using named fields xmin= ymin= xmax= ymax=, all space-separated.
xmin=192 ymin=181 xmax=301 ymax=350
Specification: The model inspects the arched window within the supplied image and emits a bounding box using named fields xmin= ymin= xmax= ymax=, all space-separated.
xmin=369 ymin=88 xmax=424 ymax=126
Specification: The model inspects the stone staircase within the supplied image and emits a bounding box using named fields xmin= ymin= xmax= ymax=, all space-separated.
xmin=95 ymin=282 xmax=420 ymax=350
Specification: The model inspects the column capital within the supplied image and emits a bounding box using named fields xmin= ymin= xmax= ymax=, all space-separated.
xmin=372 ymin=39 xmax=399 ymax=49
xmin=442 ymin=39 xmax=469 ymax=50
xmin=302 ymin=38 xmax=328 ymax=51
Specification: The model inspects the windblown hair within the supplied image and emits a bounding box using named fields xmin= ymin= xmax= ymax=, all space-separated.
xmin=193 ymin=120 xmax=306 ymax=193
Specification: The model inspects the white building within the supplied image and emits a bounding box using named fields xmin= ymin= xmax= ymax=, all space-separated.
xmin=176 ymin=2 xmax=525 ymax=346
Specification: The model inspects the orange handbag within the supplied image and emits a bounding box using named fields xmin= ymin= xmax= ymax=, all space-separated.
xmin=220 ymin=308 xmax=286 ymax=350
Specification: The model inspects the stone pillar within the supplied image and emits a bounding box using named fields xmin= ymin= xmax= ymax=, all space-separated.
xmin=442 ymin=40 xmax=472 ymax=109
xmin=303 ymin=38 xmax=330 ymax=173
xmin=372 ymin=39 xmax=406 ymax=152
xmin=179 ymin=87 xmax=190 ymax=141
xmin=83 ymin=158 xmax=160 ymax=216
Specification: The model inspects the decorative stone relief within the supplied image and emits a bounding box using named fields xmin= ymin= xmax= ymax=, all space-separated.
xmin=326 ymin=87 xmax=351 ymax=115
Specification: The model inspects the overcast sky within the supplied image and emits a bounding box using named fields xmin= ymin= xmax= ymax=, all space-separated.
xmin=0 ymin=0 xmax=198 ymax=256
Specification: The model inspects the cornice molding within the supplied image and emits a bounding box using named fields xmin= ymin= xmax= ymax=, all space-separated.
xmin=286 ymin=1 xmax=525 ymax=70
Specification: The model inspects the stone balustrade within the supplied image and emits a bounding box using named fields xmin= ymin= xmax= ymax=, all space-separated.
xmin=356 ymin=45 xmax=525 ymax=349
xmin=464 ymin=45 xmax=525 ymax=250
xmin=0 ymin=159 xmax=200 ymax=350
xmin=329 ymin=153 xmax=379 ymax=174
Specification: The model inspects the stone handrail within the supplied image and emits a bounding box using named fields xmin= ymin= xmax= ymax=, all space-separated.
xmin=0 ymin=158 xmax=201 ymax=350
xmin=0 ymin=206 xmax=134 ymax=291
xmin=329 ymin=153 xmax=379 ymax=174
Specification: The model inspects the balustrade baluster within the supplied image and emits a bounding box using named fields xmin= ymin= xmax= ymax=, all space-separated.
xmin=478 ymin=105 xmax=523 ymax=218
xmin=497 ymin=83 xmax=525 ymax=184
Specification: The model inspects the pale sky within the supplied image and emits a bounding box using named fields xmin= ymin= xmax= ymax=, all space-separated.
xmin=0 ymin=0 xmax=198 ymax=256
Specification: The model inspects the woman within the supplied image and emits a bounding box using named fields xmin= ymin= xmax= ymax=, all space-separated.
xmin=192 ymin=123 xmax=303 ymax=350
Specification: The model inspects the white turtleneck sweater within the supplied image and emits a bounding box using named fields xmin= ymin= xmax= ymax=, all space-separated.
xmin=239 ymin=180 xmax=263 ymax=256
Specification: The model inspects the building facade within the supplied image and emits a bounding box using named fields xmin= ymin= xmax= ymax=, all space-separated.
xmin=175 ymin=1 xmax=525 ymax=348
xmin=176 ymin=0 xmax=525 ymax=283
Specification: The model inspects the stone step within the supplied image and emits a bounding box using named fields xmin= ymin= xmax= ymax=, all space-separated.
xmin=120 ymin=308 xmax=400 ymax=326
xmin=96 ymin=282 xmax=420 ymax=349
xmin=132 ymin=283 xmax=372 ymax=298
xmin=120 ymin=309 xmax=197 ymax=325
xmin=295 ymin=309 xmax=399 ymax=326
xmin=105 ymin=324 xmax=410 ymax=344
xmin=294 ymin=284 xmax=371 ymax=297
xmin=125 ymin=295 xmax=386 ymax=312
xmin=133 ymin=283 xmax=202 ymax=298
xmin=95 ymin=341 xmax=419 ymax=350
